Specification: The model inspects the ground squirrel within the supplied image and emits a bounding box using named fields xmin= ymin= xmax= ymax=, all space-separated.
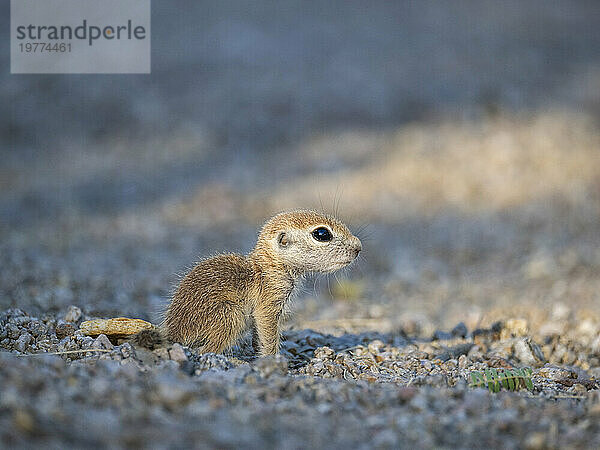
xmin=158 ymin=210 xmax=361 ymax=356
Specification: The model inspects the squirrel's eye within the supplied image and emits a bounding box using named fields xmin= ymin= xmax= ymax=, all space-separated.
xmin=312 ymin=227 xmax=333 ymax=242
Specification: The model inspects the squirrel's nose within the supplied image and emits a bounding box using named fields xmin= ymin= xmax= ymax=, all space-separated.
xmin=352 ymin=237 xmax=362 ymax=257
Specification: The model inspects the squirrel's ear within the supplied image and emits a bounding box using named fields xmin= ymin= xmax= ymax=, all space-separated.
xmin=277 ymin=231 xmax=289 ymax=248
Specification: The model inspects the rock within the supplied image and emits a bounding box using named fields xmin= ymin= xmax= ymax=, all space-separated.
xmin=79 ymin=336 xmax=95 ymax=349
xmin=538 ymin=365 xmax=577 ymax=381
xmin=491 ymin=322 xmax=503 ymax=333
xmin=397 ymin=386 xmax=417 ymax=402
xmin=399 ymin=319 xmax=420 ymax=336
xmin=529 ymin=341 xmax=546 ymax=362
xmin=92 ymin=334 xmax=114 ymax=350
xmin=188 ymin=353 xmax=234 ymax=372
xmin=13 ymin=409 xmax=35 ymax=434
xmin=314 ymin=346 xmax=335 ymax=360
xmin=539 ymin=322 xmax=563 ymax=337
xmin=589 ymin=367 xmax=600 ymax=379
xmin=27 ymin=320 xmax=46 ymax=338
xmin=551 ymin=303 xmax=570 ymax=321
xmin=153 ymin=348 xmax=170 ymax=360
xmin=562 ymin=350 xmax=577 ymax=365
xmin=55 ymin=322 xmax=75 ymax=340
xmin=445 ymin=343 xmax=474 ymax=359
xmin=7 ymin=324 xmax=21 ymax=340
xmin=64 ymin=306 xmax=82 ymax=323
xmin=120 ymin=342 xmax=134 ymax=359
xmin=513 ymin=338 xmax=544 ymax=366
xmin=524 ymin=432 xmax=546 ymax=450
xmin=14 ymin=315 xmax=31 ymax=326
xmin=432 ymin=330 xmax=452 ymax=341
xmin=577 ymin=319 xmax=598 ymax=336
xmin=569 ymin=383 xmax=588 ymax=396
xmin=500 ymin=319 xmax=528 ymax=340
xmin=472 ymin=322 xmax=503 ymax=345
xmin=155 ymin=371 xmax=194 ymax=408
xmin=368 ymin=340 xmax=385 ymax=353
xmin=467 ymin=345 xmax=484 ymax=360
xmin=254 ymin=355 xmax=288 ymax=378
xmin=451 ymin=322 xmax=468 ymax=338
xmin=79 ymin=317 xmax=153 ymax=337
xmin=15 ymin=332 xmax=32 ymax=352
xmin=168 ymin=344 xmax=188 ymax=363
xmin=486 ymin=356 xmax=513 ymax=368
xmin=588 ymin=390 xmax=600 ymax=415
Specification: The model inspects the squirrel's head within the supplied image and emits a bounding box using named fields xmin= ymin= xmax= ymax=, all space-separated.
xmin=253 ymin=210 xmax=362 ymax=275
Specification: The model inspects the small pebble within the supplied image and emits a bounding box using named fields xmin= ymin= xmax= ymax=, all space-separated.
xmin=15 ymin=332 xmax=32 ymax=352
xmin=451 ymin=322 xmax=468 ymax=338
xmin=92 ymin=334 xmax=114 ymax=351
xmin=168 ymin=344 xmax=188 ymax=363
xmin=55 ymin=322 xmax=75 ymax=340
xmin=432 ymin=330 xmax=452 ymax=341
xmin=64 ymin=306 xmax=82 ymax=323
xmin=314 ymin=346 xmax=335 ymax=360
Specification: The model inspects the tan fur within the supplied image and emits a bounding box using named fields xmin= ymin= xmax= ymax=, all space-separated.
xmin=163 ymin=210 xmax=362 ymax=356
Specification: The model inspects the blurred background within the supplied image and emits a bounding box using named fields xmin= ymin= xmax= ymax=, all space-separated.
xmin=1 ymin=1 xmax=600 ymax=336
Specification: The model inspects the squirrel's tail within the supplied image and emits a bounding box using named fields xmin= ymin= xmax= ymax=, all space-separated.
xmin=129 ymin=327 xmax=167 ymax=350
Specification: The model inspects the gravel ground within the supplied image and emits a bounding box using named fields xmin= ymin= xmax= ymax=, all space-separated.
xmin=2 ymin=1 xmax=600 ymax=448
xmin=1 ymin=306 xmax=600 ymax=449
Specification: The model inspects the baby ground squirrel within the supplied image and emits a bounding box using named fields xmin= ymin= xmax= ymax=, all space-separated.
xmin=158 ymin=210 xmax=362 ymax=356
